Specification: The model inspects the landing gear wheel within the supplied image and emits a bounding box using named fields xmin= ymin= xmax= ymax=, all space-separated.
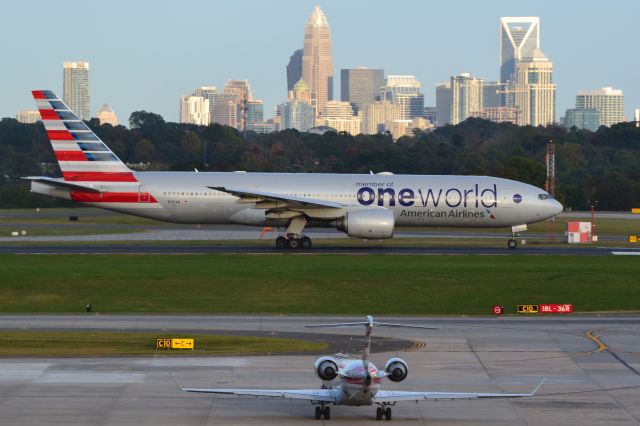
xmin=385 ymin=407 xmax=392 ymax=420
xmin=300 ymin=236 xmax=312 ymax=249
xmin=315 ymin=406 xmax=322 ymax=420
xmin=508 ymin=238 xmax=518 ymax=249
xmin=376 ymin=407 xmax=383 ymax=421
xmin=287 ymin=238 xmax=299 ymax=249
xmin=324 ymin=406 xmax=331 ymax=420
xmin=276 ymin=236 xmax=287 ymax=249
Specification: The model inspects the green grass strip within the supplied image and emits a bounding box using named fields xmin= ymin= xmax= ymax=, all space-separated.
xmin=0 ymin=254 xmax=639 ymax=315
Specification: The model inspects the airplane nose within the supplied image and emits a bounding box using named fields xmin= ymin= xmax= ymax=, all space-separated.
xmin=551 ymin=199 xmax=563 ymax=216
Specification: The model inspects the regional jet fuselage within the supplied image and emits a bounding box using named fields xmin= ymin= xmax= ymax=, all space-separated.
xmin=26 ymin=90 xmax=563 ymax=248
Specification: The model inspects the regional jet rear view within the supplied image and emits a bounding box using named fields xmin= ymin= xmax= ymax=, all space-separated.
xmin=25 ymin=90 xmax=563 ymax=248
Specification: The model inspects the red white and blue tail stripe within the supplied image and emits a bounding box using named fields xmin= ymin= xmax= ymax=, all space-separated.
xmin=32 ymin=90 xmax=137 ymax=183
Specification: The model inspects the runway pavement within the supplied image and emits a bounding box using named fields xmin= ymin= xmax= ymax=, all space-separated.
xmin=1 ymin=315 xmax=639 ymax=425
xmin=1 ymin=243 xmax=639 ymax=255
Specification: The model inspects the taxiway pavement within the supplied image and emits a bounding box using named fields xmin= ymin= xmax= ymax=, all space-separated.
xmin=0 ymin=315 xmax=639 ymax=425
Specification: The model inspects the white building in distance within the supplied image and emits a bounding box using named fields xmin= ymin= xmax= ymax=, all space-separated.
xmin=63 ymin=61 xmax=90 ymax=120
xmin=16 ymin=110 xmax=40 ymax=123
xmin=575 ymin=87 xmax=624 ymax=127
xmin=180 ymin=96 xmax=210 ymax=126
xmin=96 ymin=104 xmax=118 ymax=126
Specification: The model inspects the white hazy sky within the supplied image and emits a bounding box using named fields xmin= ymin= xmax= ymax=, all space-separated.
xmin=2 ymin=0 xmax=638 ymax=124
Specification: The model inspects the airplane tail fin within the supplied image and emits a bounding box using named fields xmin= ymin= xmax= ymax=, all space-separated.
xmin=32 ymin=90 xmax=136 ymax=183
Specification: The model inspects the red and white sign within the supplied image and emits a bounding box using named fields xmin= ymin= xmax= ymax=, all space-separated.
xmin=567 ymin=222 xmax=591 ymax=244
xmin=539 ymin=304 xmax=573 ymax=314
xmin=492 ymin=305 xmax=504 ymax=316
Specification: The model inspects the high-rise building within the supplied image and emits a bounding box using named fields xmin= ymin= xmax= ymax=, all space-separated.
xmin=96 ymin=104 xmax=118 ymax=126
xmin=277 ymin=101 xmax=315 ymax=132
xmin=320 ymin=101 xmax=361 ymax=135
xmin=277 ymin=79 xmax=315 ymax=132
xmin=287 ymin=49 xmax=303 ymax=92
xmin=211 ymin=94 xmax=238 ymax=128
xmin=635 ymin=108 xmax=640 ymax=127
xmin=435 ymin=82 xmax=451 ymax=127
xmin=483 ymin=82 xmax=504 ymax=108
xmin=302 ymin=6 xmax=334 ymax=117
xmin=500 ymin=17 xmax=540 ymax=85
xmin=575 ymin=87 xmax=624 ymax=127
xmin=449 ymin=73 xmax=484 ymax=125
xmin=424 ymin=107 xmax=436 ymax=126
xmin=245 ymin=100 xmax=264 ymax=126
xmin=15 ymin=110 xmax=40 ymax=124
xmin=341 ymin=68 xmax=384 ymax=112
xmin=563 ymin=108 xmax=600 ymax=132
xmin=383 ymin=75 xmax=424 ymax=120
xmin=514 ymin=49 xmax=556 ymax=126
xmin=480 ymin=107 xmax=518 ymax=124
xmin=63 ymin=61 xmax=90 ymax=120
xmin=223 ymin=80 xmax=252 ymax=102
xmin=180 ymin=96 xmax=210 ymax=126
xmin=192 ymin=86 xmax=217 ymax=122
xmin=361 ymin=101 xmax=402 ymax=134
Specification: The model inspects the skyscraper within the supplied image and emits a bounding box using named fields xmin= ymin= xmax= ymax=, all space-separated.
xmin=563 ymin=108 xmax=600 ymax=132
xmin=277 ymin=79 xmax=315 ymax=132
xmin=321 ymin=101 xmax=361 ymax=135
xmin=180 ymin=96 xmax=210 ymax=126
xmin=500 ymin=17 xmax=540 ymax=85
xmin=361 ymin=101 xmax=402 ymax=134
xmin=302 ymin=6 xmax=333 ymax=117
xmin=383 ymin=76 xmax=424 ymax=120
xmin=341 ymin=68 xmax=384 ymax=112
xmin=435 ymin=82 xmax=451 ymax=127
xmin=449 ymin=73 xmax=484 ymax=125
xmin=575 ymin=87 xmax=624 ymax=126
xmin=96 ymin=104 xmax=118 ymax=126
xmin=192 ymin=86 xmax=217 ymax=122
xmin=15 ymin=110 xmax=40 ymax=124
xmin=514 ymin=49 xmax=556 ymax=126
xmin=63 ymin=61 xmax=90 ymax=120
xmin=287 ymin=49 xmax=303 ymax=92
xmin=482 ymin=82 xmax=504 ymax=109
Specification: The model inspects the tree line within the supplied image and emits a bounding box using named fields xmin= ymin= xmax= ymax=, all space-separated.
xmin=1 ymin=111 xmax=639 ymax=211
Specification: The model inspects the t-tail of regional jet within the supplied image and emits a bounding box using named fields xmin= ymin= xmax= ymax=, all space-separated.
xmin=24 ymin=90 xmax=564 ymax=248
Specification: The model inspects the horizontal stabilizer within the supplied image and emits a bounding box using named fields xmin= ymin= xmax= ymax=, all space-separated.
xmin=22 ymin=176 xmax=103 ymax=193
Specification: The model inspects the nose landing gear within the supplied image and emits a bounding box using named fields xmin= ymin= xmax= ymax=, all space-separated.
xmin=314 ymin=404 xmax=330 ymax=420
xmin=376 ymin=405 xmax=392 ymax=421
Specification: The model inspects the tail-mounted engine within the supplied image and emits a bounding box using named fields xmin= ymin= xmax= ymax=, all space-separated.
xmin=384 ymin=358 xmax=408 ymax=382
xmin=314 ymin=356 xmax=339 ymax=381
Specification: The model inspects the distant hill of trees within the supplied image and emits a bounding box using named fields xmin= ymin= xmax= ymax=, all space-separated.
xmin=1 ymin=112 xmax=639 ymax=211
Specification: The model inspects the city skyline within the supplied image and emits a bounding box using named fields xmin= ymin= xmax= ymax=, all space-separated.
xmin=2 ymin=0 xmax=639 ymax=124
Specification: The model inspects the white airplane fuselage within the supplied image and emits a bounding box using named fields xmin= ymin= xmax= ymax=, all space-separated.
xmin=323 ymin=356 xmax=382 ymax=406
xmin=32 ymin=172 xmax=563 ymax=230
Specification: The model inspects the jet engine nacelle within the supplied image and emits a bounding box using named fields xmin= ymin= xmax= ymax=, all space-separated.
xmin=334 ymin=208 xmax=394 ymax=239
xmin=384 ymin=358 xmax=408 ymax=382
xmin=314 ymin=356 xmax=339 ymax=381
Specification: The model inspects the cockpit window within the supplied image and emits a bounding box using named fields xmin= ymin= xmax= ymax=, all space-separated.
xmin=538 ymin=194 xmax=554 ymax=200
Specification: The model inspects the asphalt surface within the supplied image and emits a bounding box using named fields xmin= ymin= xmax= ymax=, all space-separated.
xmin=0 ymin=315 xmax=639 ymax=425
xmin=1 ymin=243 xmax=639 ymax=255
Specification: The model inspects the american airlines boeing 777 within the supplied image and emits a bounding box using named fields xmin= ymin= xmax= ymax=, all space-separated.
xmin=26 ymin=90 xmax=563 ymax=248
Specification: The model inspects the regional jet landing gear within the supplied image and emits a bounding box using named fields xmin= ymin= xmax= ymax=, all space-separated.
xmin=314 ymin=404 xmax=330 ymax=420
xmin=276 ymin=216 xmax=313 ymax=249
xmin=376 ymin=404 xmax=392 ymax=421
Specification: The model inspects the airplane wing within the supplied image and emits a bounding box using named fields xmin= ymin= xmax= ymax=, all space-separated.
xmin=373 ymin=379 xmax=546 ymax=403
xmin=179 ymin=387 xmax=339 ymax=402
xmin=209 ymin=186 xmax=344 ymax=209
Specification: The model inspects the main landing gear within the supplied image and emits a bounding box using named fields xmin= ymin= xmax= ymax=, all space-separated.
xmin=275 ymin=215 xmax=312 ymax=249
xmin=376 ymin=406 xmax=392 ymax=421
xmin=275 ymin=235 xmax=312 ymax=249
xmin=314 ymin=404 xmax=330 ymax=420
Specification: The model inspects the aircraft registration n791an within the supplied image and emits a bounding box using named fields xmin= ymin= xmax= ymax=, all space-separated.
xmin=26 ymin=90 xmax=563 ymax=248
xmin=176 ymin=316 xmax=546 ymax=421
